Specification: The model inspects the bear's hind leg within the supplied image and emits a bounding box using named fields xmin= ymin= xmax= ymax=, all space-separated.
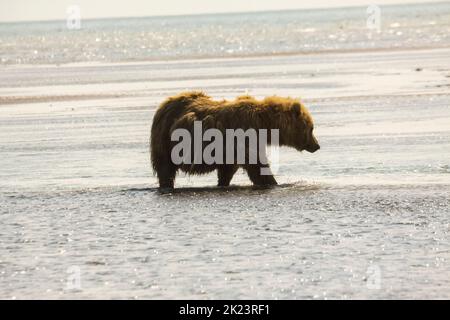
xmin=245 ymin=164 xmax=278 ymax=186
xmin=156 ymin=164 xmax=177 ymax=189
xmin=217 ymin=165 xmax=238 ymax=187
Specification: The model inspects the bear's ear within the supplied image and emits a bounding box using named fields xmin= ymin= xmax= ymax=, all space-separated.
xmin=292 ymin=102 xmax=301 ymax=117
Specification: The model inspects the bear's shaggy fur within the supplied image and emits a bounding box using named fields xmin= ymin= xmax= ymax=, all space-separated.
xmin=150 ymin=91 xmax=319 ymax=189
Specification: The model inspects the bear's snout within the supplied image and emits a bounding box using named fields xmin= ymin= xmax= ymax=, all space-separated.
xmin=306 ymin=135 xmax=320 ymax=153
xmin=306 ymin=143 xmax=320 ymax=153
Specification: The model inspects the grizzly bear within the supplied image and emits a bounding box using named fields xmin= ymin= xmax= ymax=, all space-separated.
xmin=150 ymin=91 xmax=319 ymax=189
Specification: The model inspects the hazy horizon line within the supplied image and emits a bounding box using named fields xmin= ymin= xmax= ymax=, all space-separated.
xmin=0 ymin=0 xmax=446 ymax=24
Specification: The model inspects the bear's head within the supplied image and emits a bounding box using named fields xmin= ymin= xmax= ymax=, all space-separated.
xmin=290 ymin=102 xmax=320 ymax=153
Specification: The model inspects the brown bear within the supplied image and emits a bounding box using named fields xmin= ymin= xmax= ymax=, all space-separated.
xmin=150 ymin=91 xmax=319 ymax=189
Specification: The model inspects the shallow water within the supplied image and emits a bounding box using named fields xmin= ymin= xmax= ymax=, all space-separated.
xmin=1 ymin=182 xmax=449 ymax=299
xmin=1 ymin=2 xmax=450 ymax=65
xmin=1 ymin=6 xmax=450 ymax=299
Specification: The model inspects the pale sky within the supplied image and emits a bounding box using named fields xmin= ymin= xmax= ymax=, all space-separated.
xmin=0 ymin=0 xmax=441 ymax=22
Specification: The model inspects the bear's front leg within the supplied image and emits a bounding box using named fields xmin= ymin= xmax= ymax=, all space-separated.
xmin=217 ymin=165 xmax=238 ymax=187
xmin=244 ymin=164 xmax=278 ymax=186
